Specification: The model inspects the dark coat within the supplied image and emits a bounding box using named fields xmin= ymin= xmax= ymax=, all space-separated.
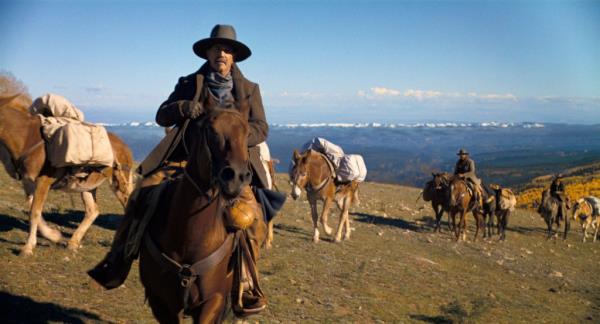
xmin=454 ymin=157 xmax=480 ymax=185
xmin=137 ymin=63 xmax=270 ymax=188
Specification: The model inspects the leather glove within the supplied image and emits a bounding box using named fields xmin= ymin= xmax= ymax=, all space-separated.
xmin=178 ymin=100 xmax=203 ymax=119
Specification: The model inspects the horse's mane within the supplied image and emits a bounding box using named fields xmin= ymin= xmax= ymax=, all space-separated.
xmin=0 ymin=72 xmax=32 ymax=111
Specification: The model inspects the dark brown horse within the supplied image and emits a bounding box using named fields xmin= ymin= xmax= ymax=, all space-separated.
xmin=290 ymin=149 xmax=359 ymax=243
xmin=448 ymin=176 xmax=484 ymax=241
xmin=422 ymin=172 xmax=452 ymax=233
xmin=138 ymin=107 xmax=266 ymax=323
xmin=489 ymin=184 xmax=517 ymax=241
xmin=0 ymin=86 xmax=134 ymax=255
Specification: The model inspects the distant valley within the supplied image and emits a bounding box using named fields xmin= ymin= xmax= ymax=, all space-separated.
xmin=106 ymin=122 xmax=600 ymax=189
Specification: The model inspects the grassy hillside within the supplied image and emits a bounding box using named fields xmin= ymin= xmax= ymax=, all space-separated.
xmin=0 ymin=170 xmax=599 ymax=323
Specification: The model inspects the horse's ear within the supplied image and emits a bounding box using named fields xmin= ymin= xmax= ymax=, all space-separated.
xmin=293 ymin=149 xmax=301 ymax=161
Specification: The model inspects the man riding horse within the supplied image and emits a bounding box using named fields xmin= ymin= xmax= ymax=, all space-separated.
xmin=89 ymin=24 xmax=283 ymax=313
xmin=453 ymin=149 xmax=485 ymax=208
xmin=550 ymin=174 xmax=568 ymax=221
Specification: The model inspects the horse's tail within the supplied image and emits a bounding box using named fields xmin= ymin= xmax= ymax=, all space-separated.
xmin=416 ymin=191 xmax=423 ymax=202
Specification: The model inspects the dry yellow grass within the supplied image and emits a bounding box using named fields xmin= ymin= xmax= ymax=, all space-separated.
xmin=1 ymin=170 xmax=599 ymax=323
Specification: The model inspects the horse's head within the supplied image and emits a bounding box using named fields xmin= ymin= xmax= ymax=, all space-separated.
xmin=0 ymin=73 xmax=32 ymax=112
xmin=289 ymin=149 xmax=310 ymax=200
xmin=185 ymin=107 xmax=251 ymax=199
xmin=431 ymin=172 xmax=447 ymax=190
xmin=448 ymin=177 xmax=469 ymax=207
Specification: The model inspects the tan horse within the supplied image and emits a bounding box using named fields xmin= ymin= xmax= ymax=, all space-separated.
xmin=0 ymin=91 xmax=134 ymax=255
xmin=138 ymin=108 xmax=267 ymax=323
xmin=572 ymin=197 xmax=599 ymax=242
xmin=448 ymin=176 xmax=483 ymax=241
xmin=289 ymin=149 xmax=359 ymax=243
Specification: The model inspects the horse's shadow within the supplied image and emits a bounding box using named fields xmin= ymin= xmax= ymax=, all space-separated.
xmin=409 ymin=314 xmax=452 ymax=324
xmin=0 ymin=210 xmax=122 ymax=234
xmin=0 ymin=291 xmax=107 ymax=324
xmin=42 ymin=210 xmax=122 ymax=231
xmin=352 ymin=212 xmax=425 ymax=232
xmin=0 ymin=213 xmax=28 ymax=233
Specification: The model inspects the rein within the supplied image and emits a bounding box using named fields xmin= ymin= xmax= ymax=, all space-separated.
xmin=304 ymin=152 xmax=334 ymax=194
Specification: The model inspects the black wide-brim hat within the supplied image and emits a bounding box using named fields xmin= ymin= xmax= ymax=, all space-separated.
xmin=193 ymin=24 xmax=251 ymax=62
xmin=457 ymin=149 xmax=469 ymax=155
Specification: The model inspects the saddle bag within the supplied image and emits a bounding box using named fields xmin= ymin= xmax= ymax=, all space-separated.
xmin=336 ymin=154 xmax=367 ymax=183
xmin=45 ymin=121 xmax=114 ymax=168
xmin=301 ymin=137 xmax=345 ymax=169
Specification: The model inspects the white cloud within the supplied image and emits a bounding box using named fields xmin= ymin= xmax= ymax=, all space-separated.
xmin=371 ymin=87 xmax=401 ymax=97
xmin=360 ymin=87 xmax=518 ymax=102
xmin=402 ymin=89 xmax=443 ymax=100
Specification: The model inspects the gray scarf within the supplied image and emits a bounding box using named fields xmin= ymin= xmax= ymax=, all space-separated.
xmin=205 ymin=70 xmax=234 ymax=106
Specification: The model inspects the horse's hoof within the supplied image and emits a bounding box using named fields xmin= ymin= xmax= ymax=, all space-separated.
xmin=334 ymin=236 xmax=342 ymax=243
xmin=323 ymin=225 xmax=333 ymax=236
xmin=20 ymin=246 xmax=34 ymax=256
xmin=67 ymin=241 xmax=80 ymax=251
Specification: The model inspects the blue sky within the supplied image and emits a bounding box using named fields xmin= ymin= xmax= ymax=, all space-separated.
xmin=1 ymin=0 xmax=599 ymax=124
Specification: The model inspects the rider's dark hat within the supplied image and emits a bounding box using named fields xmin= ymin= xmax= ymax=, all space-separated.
xmin=193 ymin=24 xmax=251 ymax=62
xmin=457 ymin=149 xmax=469 ymax=156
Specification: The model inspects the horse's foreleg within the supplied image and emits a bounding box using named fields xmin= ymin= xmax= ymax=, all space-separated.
xmin=473 ymin=212 xmax=481 ymax=242
xmin=451 ymin=211 xmax=458 ymax=240
xmin=459 ymin=211 xmax=467 ymax=241
xmin=22 ymin=176 xmax=60 ymax=255
xmin=343 ymin=197 xmax=352 ymax=240
xmin=110 ymin=166 xmax=132 ymax=209
xmin=194 ymin=294 xmax=227 ymax=324
xmin=593 ymin=220 xmax=599 ymax=242
xmin=68 ymin=190 xmax=99 ymax=250
xmin=265 ymin=220 xmax=274 ymax=249
xmin=309 ymin=199 xmax=320 ymax=243
xmin=501 ymin=211 xmax=509 ymax=241
xmin=433 ymin=204 xmax=442 ymax=233
xmin=321 ymin=197 xmax=333 ymax=236
xmin=147 ymin=295 xmax=182 ymax=324
xmin=332 ymin=197 xmax=347 ymax=243
xmin=22 ymin=177 xmax=36 ymax=210
xmin=563 ymin=214 xmax=570 ymax=240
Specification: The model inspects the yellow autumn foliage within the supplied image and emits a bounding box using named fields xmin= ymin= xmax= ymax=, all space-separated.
xmin=517 ymin=175 xmax=600 ymax=208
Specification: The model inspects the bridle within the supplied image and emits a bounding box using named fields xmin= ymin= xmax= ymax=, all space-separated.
xmin=291 ymin=152 xmax=331 ymax=194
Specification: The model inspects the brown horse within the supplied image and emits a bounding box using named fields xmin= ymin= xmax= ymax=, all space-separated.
xmin=138 ymin=107 xmax=267 ymax=323
xmin=422 ymin=172 xmax=452 ymax=233
xmin=0 ymin=90 xmax=134 ymax=255
xmin=448 ymin=176 xmax=483 ymax=241
xmin=289 ymin=149 xmax=359 ymax=243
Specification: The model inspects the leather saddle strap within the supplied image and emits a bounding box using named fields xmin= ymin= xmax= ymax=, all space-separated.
xmin=143 ymin=232 xmax=235 ymax=282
